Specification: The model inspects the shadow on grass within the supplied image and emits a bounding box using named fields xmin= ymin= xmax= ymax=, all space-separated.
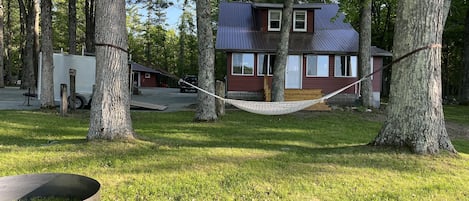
xmin=452 ymin=140 xmax=469 ymax=154
xmin=0 ymin=134 xmax=87 ymax=147
xmin=134 ymin=131 xmax=427 ymax=175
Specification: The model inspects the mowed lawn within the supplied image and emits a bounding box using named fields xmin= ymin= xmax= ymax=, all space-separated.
xmin=0 ymin=107 xmax=468 ymax=201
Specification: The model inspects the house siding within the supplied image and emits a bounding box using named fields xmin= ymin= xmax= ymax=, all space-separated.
xmin=372 ymin=57 xmax=383 ymax=92
xmin=302 ymin=55 xmax=355 ymax=94
xmin=307 ymin=10 xmax=314 ymax=32
xmin=258 ymin=9 xmax=268 ymax=32
xmin=227 ymin=52 xmax=265 ymax=91
xmin=227 ymin=53 xmax=383 ymax=95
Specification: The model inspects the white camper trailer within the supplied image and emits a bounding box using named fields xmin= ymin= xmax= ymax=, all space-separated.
xmin=38 ymin=53 xmax=168 ymax=110
xmin=38 ymin=53 xmax=96 ymax=109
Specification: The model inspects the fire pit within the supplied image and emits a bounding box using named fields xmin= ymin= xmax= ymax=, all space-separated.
xmin=0 ymin=173 xmax=100 ymax=201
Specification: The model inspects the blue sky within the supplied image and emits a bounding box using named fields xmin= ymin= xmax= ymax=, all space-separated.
xmin=134 ymin=1 xmax=192 ymax=30
xmin=165 ymin=4 xmax=183 ymax=29
xmin=166 ymin=0 xmax=196 ymax=30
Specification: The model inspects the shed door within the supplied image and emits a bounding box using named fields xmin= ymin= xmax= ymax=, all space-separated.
xmin=285 ymin=55 xmax=302 ymax=89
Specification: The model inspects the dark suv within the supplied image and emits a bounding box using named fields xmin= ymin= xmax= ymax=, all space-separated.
xmin=180 ymin=75 xmax=198 ymax=93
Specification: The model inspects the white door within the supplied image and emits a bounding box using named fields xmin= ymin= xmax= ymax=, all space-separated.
xmin=285 ymin=55 xmax=302 ymax=89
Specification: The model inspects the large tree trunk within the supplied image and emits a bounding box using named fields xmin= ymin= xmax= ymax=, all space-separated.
xmin=271 ymin=0 xmax=293 ymax=102
xmin=194 ymin=0 xmax=217 ymax=121
xmin=68 ymin=0 xmax=77 ymax=54
xmin=4 ymin=0 xmax=12 ymax=86
xmin=19 ymin=0 xmax=37 ymax=90
xmin=0 ymin=0 xmax=4 ymax=88
xmin=371 ymin=0 xmax=456 ymax=154
xmin=461 ymin=6 xmax=469 ymax=105
xmin=39 ymin=0 xmax=54 ymax=108
xmin=359 ymin=0 xmax=372 ymax=108
xmin=85 ymin=0 xmax=95 ymax=53
xmin=88 ymin=0 xmax=134 ymax=141
xmin=34 ymin=0 xmax=39 ymax=84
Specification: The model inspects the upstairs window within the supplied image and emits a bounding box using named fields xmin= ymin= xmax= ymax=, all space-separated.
xmin=293 ymin=10 xmax=307 ymax=32
xmin=258 ymin=54 xmax=276 ymax=76
xmin=232 ymin=53 xmax=254 ymax=76
xmin=268 ymin=10 xmax=282 ymax=31
xmin=335 ymin=56 xmax=357 ymax=77
xmin=306 ymin=55 xmax=329 ymax=77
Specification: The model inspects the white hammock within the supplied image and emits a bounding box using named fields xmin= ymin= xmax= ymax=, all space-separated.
xmin=179 ymin=78 xmax=366 ymax=115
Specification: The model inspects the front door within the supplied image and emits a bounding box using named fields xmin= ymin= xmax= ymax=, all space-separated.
xmin=285 ymin=55 xmax=302 ymax=89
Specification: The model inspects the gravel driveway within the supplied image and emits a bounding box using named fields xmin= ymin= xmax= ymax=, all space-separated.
xmin=0 ymin=87 xmax=40 ymax=110
xmin=131 ymin=87 xmax=197 ymax=112
xmin=0 ymin=87 xmax=197 ymax=112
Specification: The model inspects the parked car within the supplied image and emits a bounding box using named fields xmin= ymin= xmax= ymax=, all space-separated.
xmin=179 ymin=75 xmax=198 ymax=93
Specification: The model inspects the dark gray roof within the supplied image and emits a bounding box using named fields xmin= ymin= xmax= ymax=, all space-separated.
xmin=215 ymin=2 xmax=391 ymax=56
xmin=130 ymin=62 xmax=161 ymax=74
xmin=371 ymin=46 xmax=393 ymax=57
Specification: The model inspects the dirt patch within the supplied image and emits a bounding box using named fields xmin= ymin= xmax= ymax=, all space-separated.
xmin=446 ymin=121 xmax=469 ymax=140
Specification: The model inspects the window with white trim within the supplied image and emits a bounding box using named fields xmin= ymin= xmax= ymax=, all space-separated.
xmin=258 ymin=54 xmax=276 ymax=76
xmin=306 ymin=55 xmax=329 ymax=77
xmin=334 ymin=55 xmax=357 ymax=77
xmin=232 ymin=53 xmax=254 ymax=75
xmin=268 ymin=10 xmax=282 ymax=31
xmin=293 ymin=10 xmax=307 ymax=32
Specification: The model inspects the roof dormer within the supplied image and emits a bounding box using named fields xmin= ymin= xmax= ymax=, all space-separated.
xmin=253 ymin=3 xmax=319 ymax=33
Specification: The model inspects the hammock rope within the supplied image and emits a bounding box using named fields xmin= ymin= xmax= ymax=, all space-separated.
xmin=177 ymin=44 xmax=441 ymax=115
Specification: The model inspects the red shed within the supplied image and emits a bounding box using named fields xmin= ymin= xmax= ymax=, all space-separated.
xmin=130 ymin=62 xmax=162 ymax=88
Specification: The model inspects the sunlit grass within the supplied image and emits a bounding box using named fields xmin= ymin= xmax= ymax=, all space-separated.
xmin=0 ymin=107 xmax=468 ymax=200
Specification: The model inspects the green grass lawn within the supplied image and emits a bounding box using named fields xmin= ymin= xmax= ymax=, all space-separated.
xmin=0 ymin=108 xmax=468 ymax=201
xmin=444 ymin=105 xmax=469 ymax=125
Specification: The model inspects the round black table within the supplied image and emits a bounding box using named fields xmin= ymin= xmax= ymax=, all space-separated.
xmin=0 ymin=173 xmax=100 ymax=201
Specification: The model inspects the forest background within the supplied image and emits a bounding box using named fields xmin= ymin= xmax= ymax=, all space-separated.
xmin=0 ymin=0 xmax=468 ymax=102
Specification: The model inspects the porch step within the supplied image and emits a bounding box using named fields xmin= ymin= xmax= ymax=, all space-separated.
xmin=264 ymin=89 xmax=331 ymax=111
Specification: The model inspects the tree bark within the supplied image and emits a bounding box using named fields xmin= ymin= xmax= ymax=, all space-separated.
xmin=359 ymin=0 xmax=372 ymax=108
xmin=461 ymin=5 xmax=469 ymax=104
xmin=194 ymin=0 xmax=217 ymax=121
xmin=4 ymin=0 xmax=12 ymax=86
xmin=371 ymin=0 xmax=456 ymax=154
xmin=40 ymin=0 xmax=54 ymax=108
xmin=0 ymin=0 xmax=4 ymax=88
xmin=34 ymin=0 xmax=39 ymax=84
xmin=18 ymin=0 xmax=37 ymax=90
xmin=68 ymin=0 xmax=77 ymax=55
xmin=85 ymin=0 xmax=95 ymax=53
xmin=88 ymin=0 xmax=134 ymax=141
xmin=271 ymin=0 xmax=293 ymax=102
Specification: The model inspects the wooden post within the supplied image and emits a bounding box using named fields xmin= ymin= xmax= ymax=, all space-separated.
xmin=69 ymin=69 xmax=76 ymax=110
xmin=215 ymin=80 xmax=225 ymax=116
xmin=60 ymin=84 xmax=68 ymax=116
